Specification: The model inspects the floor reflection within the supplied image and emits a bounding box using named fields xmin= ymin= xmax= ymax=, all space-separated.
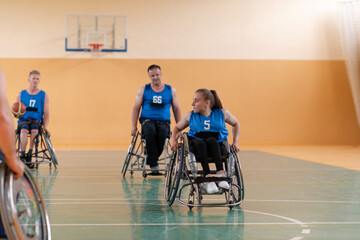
xmin=121 ymin=176 xmax=244 ymax=239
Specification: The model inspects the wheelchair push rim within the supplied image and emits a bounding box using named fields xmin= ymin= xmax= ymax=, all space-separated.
xmin=0 ymin=165 xmax=51 ymax=240
xmin=165 ymin=144 xmax=184 ymax=206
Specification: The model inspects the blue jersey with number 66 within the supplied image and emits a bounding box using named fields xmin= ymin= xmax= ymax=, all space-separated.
xmin=140 ymin=84 xmax=172 ymax=122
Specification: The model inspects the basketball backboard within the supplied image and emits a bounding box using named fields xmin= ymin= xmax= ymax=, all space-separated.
xmin=65 ymin=14 xmax=127 ymax=53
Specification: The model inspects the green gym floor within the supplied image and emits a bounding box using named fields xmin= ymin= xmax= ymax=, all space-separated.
xmin=33 ymin=148 xmax=360 ymax=240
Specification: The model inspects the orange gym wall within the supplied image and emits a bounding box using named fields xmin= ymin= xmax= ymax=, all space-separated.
xmin=2 ymin=59 xmax=360 ymax=146
xmin=1 ymin=0 xmax=360 ymax=145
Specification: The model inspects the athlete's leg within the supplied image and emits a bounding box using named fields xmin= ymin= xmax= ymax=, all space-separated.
xmin=205 ymin=138 xmax=229 ymax=189
xmin=19 ymin=121 xmax=30 ymax=162
xmin=189 ymin=138 xmax=211 ymax=176
xmin=28 ymin=121 xmax=40 ymax=152
xmin=26 ymin=121 xmax=40 ymax=168
xmin=19 ymin=131 xmax=28 ymax=152
xmin=141 ymin=120 xmax=159 ymax=168
xmin=205 ymin=137 xmax=224 ymax=173
xmin=28 ymin=131 xmax=37 ymax=150
xmin=155 ymin=122 xmax=169 ymax=159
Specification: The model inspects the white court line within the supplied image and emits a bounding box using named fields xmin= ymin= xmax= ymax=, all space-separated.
xmin=290 ymin=237 xmax=303 ymax=240
xmin=240 ymin=209 xmax=307 ymax=227
xmin=239 ymin=209 xmax=310 ymax=240
xmin=49 ymin=222 xmax=360 ymax=227
xmin=47 ymin=202 xmax=167 ymax=205
xmin=44 ymin=198 xmax=360 ymax=204
xmin=44 ymin=198 xmax=161 ymax=201
xmin=245 ymin=199 xmax=360 ymax=204
xmin=245 ymin=169 xmax=342 ymax=171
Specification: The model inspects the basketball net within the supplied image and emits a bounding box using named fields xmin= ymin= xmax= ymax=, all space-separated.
xmin=89 ymin=44 xmax=104 ymax=57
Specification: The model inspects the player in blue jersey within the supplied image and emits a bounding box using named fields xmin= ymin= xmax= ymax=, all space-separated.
xmin=171 ymin=88 xmax=240 ymax=193
xmin=131 ymin=65 xmax=181 ymax=174
xmin=15 ymin=70 xmax=50 ymax=168
xmin=0 ymin=69 xmax=25 ymax=238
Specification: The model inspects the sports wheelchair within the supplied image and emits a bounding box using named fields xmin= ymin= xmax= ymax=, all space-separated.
xmin=0 ymin=155 xmax=51 ymax=239
xmin=121 ymin=131 xmax=173 ymax=178
xmin=165 ymin=133 xmax=244 ymax=210
xmin=15 ymin=123 xmax=58 ymax=170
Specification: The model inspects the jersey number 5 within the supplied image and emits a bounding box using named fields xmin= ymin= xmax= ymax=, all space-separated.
xmin=204 ymin=120 xmax=210 ymax=130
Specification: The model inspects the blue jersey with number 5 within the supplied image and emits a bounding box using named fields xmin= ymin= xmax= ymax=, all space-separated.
xmin=140 ymin=84 xmax=173 ymax=121
xmin=18 ymin=90 xmax=45 ymax=122
xmin=188 ymin=108 xmax=229 ymax=142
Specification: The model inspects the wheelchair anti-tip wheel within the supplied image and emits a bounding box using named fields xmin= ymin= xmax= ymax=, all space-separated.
xmin=0 ymin=164 xmax=51 ymax=240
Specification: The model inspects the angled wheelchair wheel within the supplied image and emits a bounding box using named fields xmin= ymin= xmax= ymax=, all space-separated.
xmin=122 ymin=132 xmax=140 ymax=176
xmin=164 ymin=151 xmax=176 ymax=201
xmin=0 ymin=165 xmax=51 ymax=240
xmin=230 ymin=150 xmax=245 ymax=203
xmin=43 ymin=132 xmax=58 ymax=168
xmin=14 ymin=129 xmax=22 ymax=159
xmin=167 ymin=144 xmax=185 ymax=206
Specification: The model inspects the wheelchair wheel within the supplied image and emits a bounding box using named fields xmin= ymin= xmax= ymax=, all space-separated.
xmin=0 ymin=165 xmax=51 ymax=239
xmin=166 ymin=144 xmax=184 ymax=206
xmin=14 ymin=129 xmax=22 ymax=160
xmin=230 ymin=151 xmax=245 ymax=203
xmin=43 ymin=132 xmax=58 ymax=168
xmin=122 ymin=132 xmax=139 ymax=176
xmin=164 ymin=152 xmax=176 ymax=201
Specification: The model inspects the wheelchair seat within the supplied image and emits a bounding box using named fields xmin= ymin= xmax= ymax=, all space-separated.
xmin=0 ymin=155 xmax=51 ymax=239
xmin=15 ymin=122 xmax=58 ymax=169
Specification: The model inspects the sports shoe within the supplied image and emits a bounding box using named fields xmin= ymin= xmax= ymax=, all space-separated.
xmin=26 ymin=151 xmax=35 ymax=169
xmin=214 ymin=171 xmax=227 ymax=178
xmin=218 ymin=181 xmax=230 ymax=190
xmin=150 ymin=165 xmax=159 ymax=170
xmin=203 ymin=182 xmax=219 ymax=194
xmin=149 ymin=170 xmax=161 ymax=175
xmin=214 ymin=171 xmax=230 ymax=189
xmin=20 ymin=152 xmax=26 ymax=163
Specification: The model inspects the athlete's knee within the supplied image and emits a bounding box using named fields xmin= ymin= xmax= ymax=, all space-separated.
xmin=30 ymin=129 xmax=39 ymax=137
xmin=20 ymin=129 xmax=29 ymax=135
xmin=191 ymin=138 xmax=207 ymax=152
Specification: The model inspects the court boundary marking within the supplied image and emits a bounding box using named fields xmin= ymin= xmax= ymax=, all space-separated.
xmin=50 ymin=222 xmax=360 ymax=227
xmin=44 ymin=198 xmax=360 ymax=204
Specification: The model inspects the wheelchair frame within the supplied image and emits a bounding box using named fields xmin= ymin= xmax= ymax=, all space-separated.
xmin=165 ymin=133 xmax=244 ymax=210
xmin=0 ymin=161 xmax=51 ymax=239
xmin=15 ymin=124 xmax=58 ymax=170
xmin=121 ymin=131 xmax=173 ymax=178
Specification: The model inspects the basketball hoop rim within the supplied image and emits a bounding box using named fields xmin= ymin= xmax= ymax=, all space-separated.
xmin=88 ymin=43 xmax=104 ymax=51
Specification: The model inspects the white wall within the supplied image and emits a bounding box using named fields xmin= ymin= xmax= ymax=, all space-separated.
xmin=0 ymin=0 xmax=343 ymax=59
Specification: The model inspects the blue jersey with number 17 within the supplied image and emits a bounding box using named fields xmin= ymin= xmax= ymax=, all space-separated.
xmin=18 ymin=90 xmax=45 ymax=123
xmin=140 ymin=84 xmax=173 ymax=122
xmin=188 ymin=108 xmax=229 ymax=142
